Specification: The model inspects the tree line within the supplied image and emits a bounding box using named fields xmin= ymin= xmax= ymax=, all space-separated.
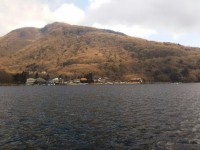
xmin=0 ymin=70 xmax=94 ymax=84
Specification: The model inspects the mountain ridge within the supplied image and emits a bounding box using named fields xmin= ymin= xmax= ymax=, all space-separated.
xmin=0 ymin=22 xmax=200 ymax=82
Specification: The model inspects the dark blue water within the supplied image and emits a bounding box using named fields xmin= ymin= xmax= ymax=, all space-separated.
xmin=1 ymin=84 xmax=200 ymax=149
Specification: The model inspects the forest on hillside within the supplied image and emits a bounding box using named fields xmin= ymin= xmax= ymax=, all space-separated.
xmin=0 ymin=22 xmax=200 ymax=83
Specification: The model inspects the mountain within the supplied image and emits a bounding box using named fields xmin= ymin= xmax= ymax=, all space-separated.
xmin=0 ymin=22 xmax=200 ymax=82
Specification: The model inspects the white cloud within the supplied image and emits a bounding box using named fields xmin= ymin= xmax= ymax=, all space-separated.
xmin=0 ymin=0 xmax=50 ymax=34
xmin=93 ymin=23 xmax=157 ymax=38
xmin=86 ymin=0 xmax=200 ymax=33
xmin=1 ymin=0 xmax=200 ymax=46
xmin=85 ymin=0 xmax=200 ymax=46
xmin=0 ymin=0 xmax=85 ymax=35
xmin=172 ymin=33 xmax=185 ymax=40
xmin=89 ymin=0 xmax=111 ymax=9
xmin=52 ymin=3 xmax=85 ymax=24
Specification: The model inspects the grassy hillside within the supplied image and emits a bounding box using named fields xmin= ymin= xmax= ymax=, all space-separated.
xmin=0 ymin=22 xmax=200 ymax=82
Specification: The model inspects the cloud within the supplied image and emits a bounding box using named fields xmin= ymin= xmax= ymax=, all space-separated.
xmin=0 ymin=0 xmax=49 ymax=34
xmin=85 ymin=0 xmax=200 ymax=41
xmin=0 ymin=0 xmax=85 ymax=35
xmin=52 ymin=3 xmax=85 ymax=24
xmin=89 ymin=0 xmax=111 ymax=9
xmin=93 ymin=23 xmax=157 ymax=38
xmin=1 ymin=0 xmax=200 ymax=46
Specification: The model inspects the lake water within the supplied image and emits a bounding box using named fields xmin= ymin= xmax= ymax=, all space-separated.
xmin=1 ymin=84 xmax=200 ymax=149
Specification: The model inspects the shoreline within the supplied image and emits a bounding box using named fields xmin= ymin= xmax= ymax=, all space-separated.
xmin=0 ymin=82 xmax=199 ymax=86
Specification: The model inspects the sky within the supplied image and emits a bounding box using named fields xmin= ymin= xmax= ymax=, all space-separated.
xmin=1 ymin=0 xmax=200 ymax=47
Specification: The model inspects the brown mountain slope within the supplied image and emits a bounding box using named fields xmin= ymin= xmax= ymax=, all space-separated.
xmin=0 ymin=22 xmax=200 ymax=82
xmin=0 ymin=27 xmax=43 ymax=56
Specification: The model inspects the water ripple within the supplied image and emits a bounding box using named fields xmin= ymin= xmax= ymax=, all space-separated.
xmin=0 ymin=84 xmax=200 ymax=149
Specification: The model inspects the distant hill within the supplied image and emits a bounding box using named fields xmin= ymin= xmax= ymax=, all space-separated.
xmin=0 ymin=22 xmax=200 ymax=82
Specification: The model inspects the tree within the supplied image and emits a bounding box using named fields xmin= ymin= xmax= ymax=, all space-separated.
xmin=84 ymin=73 xmax=94 ymax=83
xmin=181 ymin=68 xmax=189 ymax=77
xmin=13 ymin=71 xmax=28 ymax=83
xmin=45 ymin=74 xmax=50 ymax=81
xmin=21 ymin=71 xmax=29 ymax=83
xmin=0 ymin=70 xmax=13 ymax=83
xmin=170 ymin=72 xmax=181 ymax=82
xmin=35 ymin=72 xmax=39 ymax=79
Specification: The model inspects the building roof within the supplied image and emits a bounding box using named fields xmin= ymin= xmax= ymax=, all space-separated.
xmin=35 ymin=77 xmax=46 ymax=83
xmin=26 ymin=78 xmax=36 ymax=85
xmin=80 ymin=78 xmax=87 ymax=81
xmin=27 ymin=78 xmax=36 ymax=82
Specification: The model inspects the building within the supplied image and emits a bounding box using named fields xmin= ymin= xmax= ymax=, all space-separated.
xmin=130 ymin=78 xmax=143 ymax=83
xmin=52 ymin=78 xmax=64 ymax=84
xmin=80 ymin=78 xmax=87 ymax=83
xmin=26 ymin=78 xmax=36 ymax=85
xmin=35 ymin=77 xmax=47 ymax=85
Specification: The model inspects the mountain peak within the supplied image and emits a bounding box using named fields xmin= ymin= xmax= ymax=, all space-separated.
xmin=41 ymin=22 xmax=70 ymax=33
xmin=0 ymin=22 xmax=200 ymax=82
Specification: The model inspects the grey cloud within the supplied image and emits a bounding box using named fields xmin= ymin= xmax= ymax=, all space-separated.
xmin=85 ymin=0 xmax=200 ymax=33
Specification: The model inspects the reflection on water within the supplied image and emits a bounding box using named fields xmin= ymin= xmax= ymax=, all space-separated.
xmin=1 ymin=84 xmax=200 ymax=149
